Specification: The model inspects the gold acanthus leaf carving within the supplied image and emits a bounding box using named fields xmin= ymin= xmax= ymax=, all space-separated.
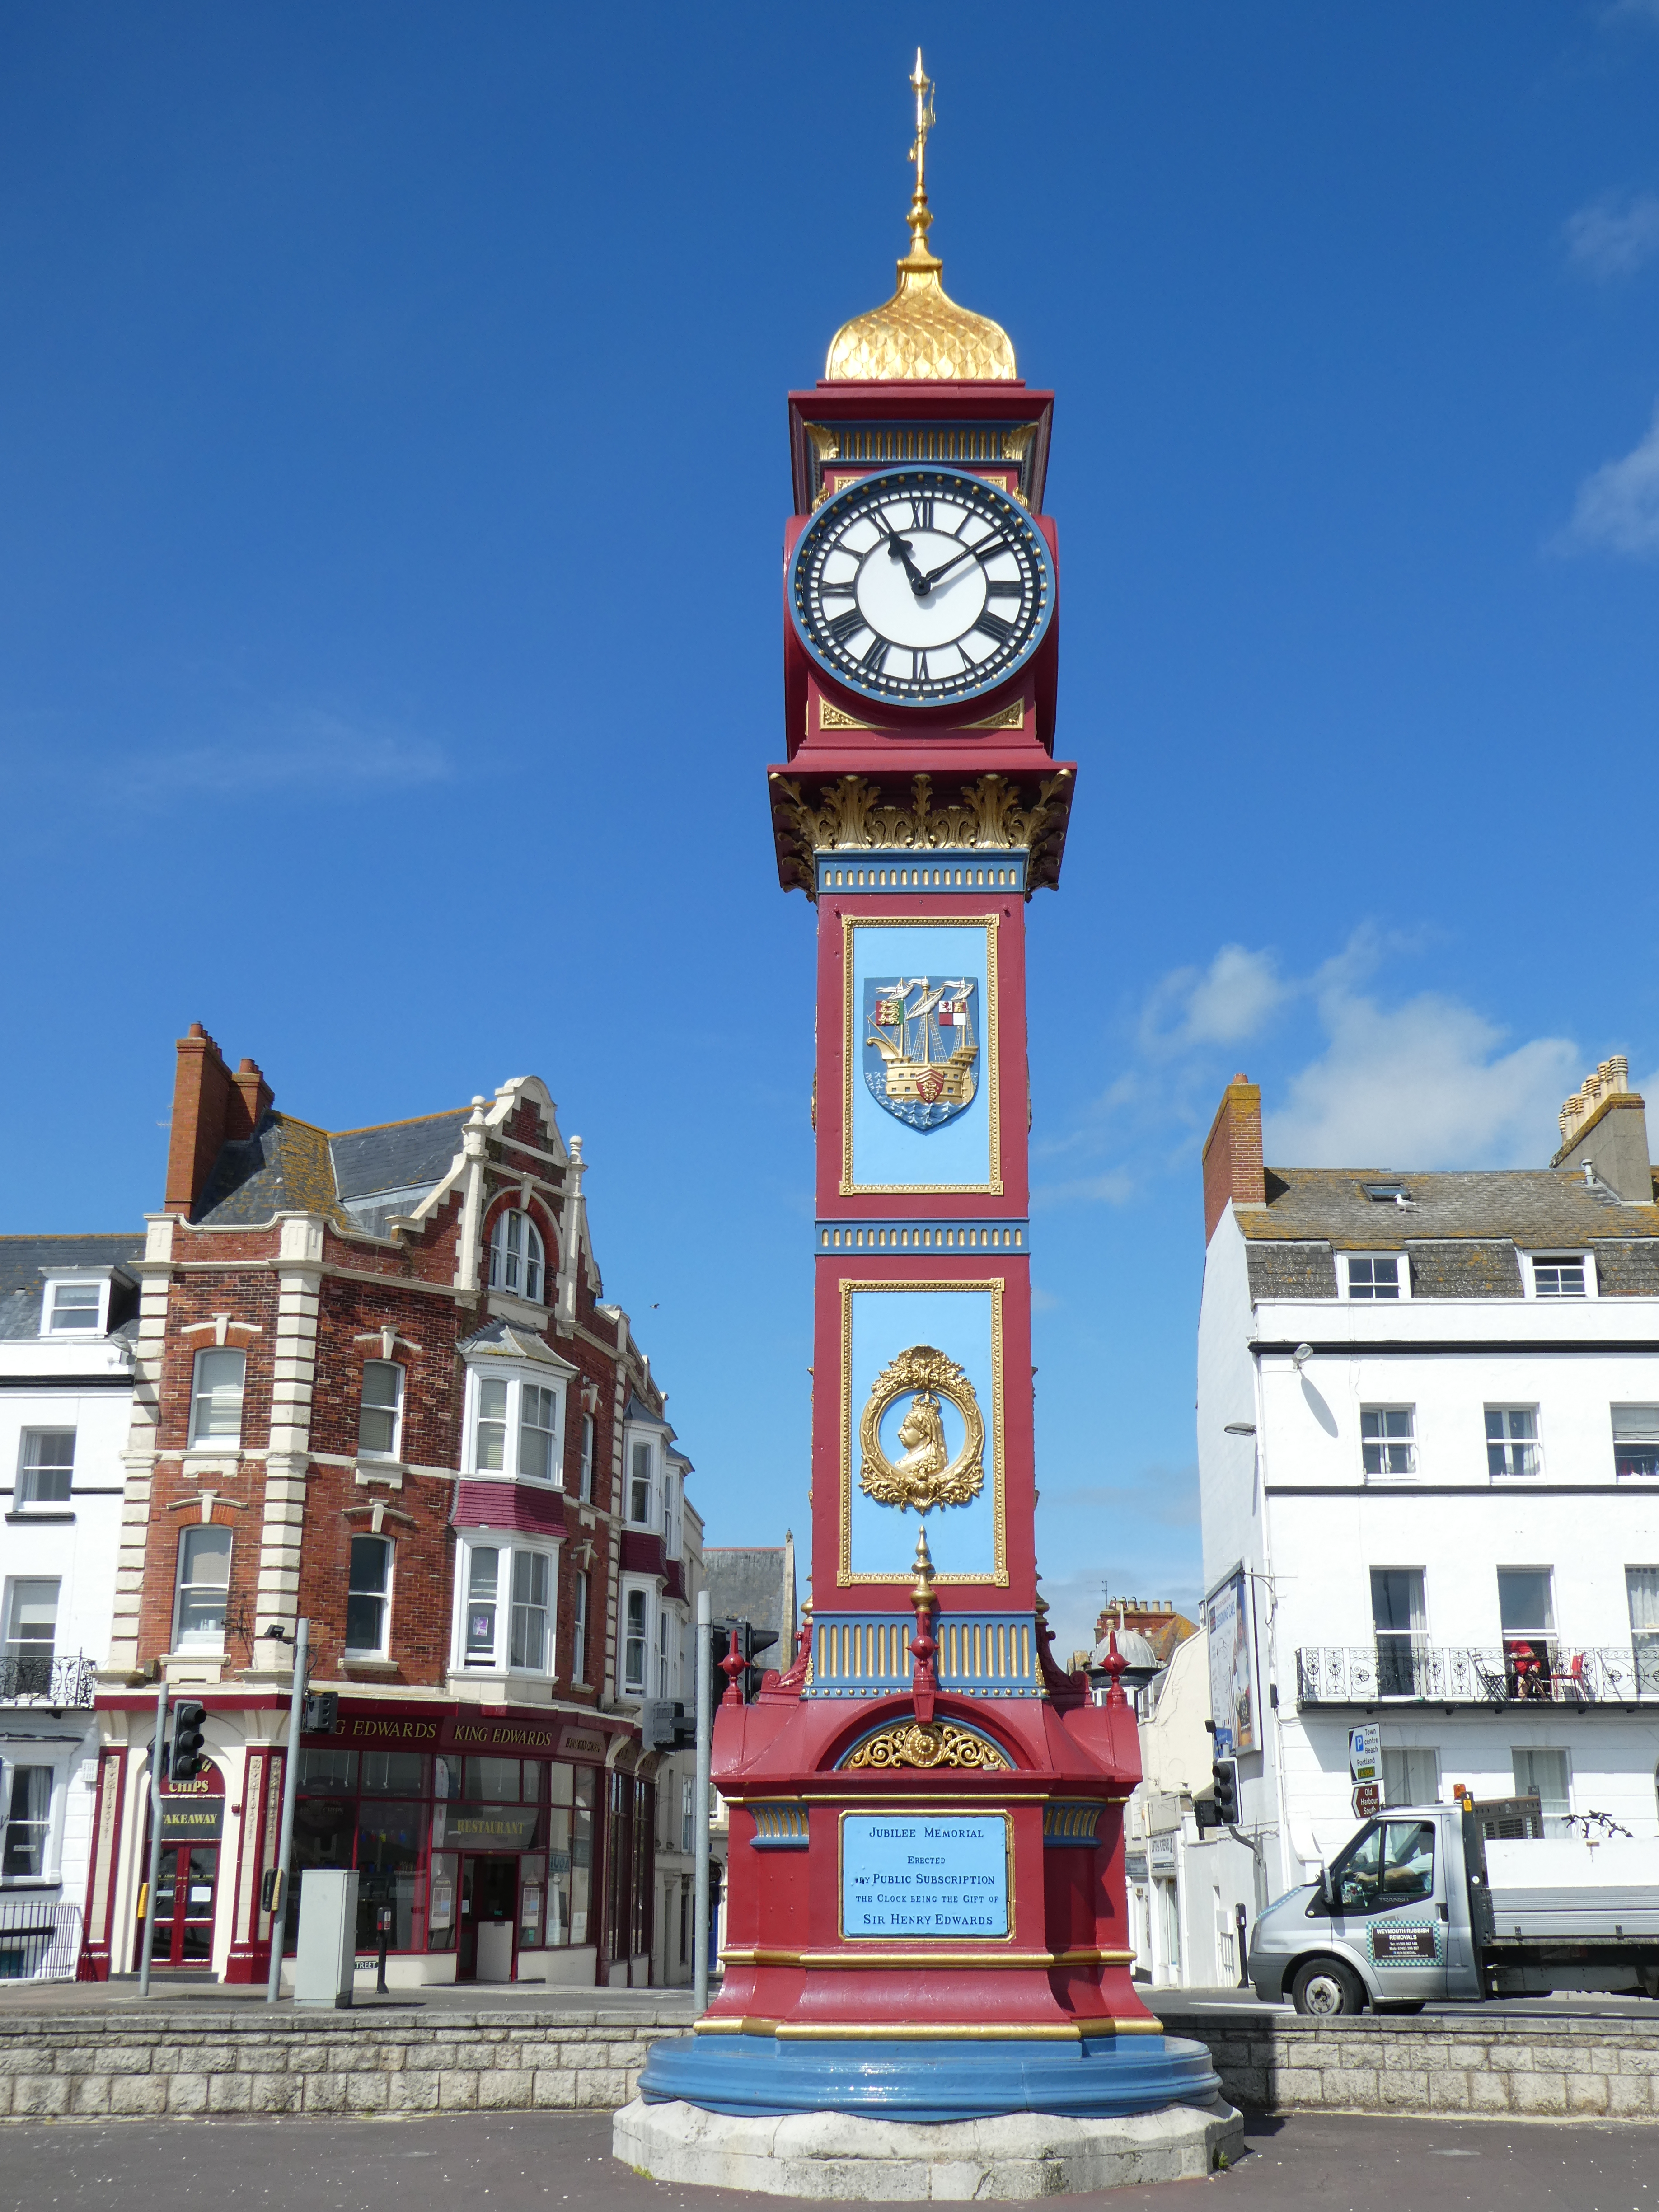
xmin=846 ymin=1720 xmax=1008 ymax=1771
xmin=772 ymin=772 xmax=1071 ymax=858
xmin=859 ymin=1343 xmax=984 ymax=1513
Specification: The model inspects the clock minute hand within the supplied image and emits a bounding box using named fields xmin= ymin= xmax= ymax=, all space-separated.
xmin=920 ymin=536 xmax=1006 ymax=589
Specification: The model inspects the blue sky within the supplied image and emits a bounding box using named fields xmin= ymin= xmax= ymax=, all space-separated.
xmin=6 ymin=5 xmax=1659 ymax=1658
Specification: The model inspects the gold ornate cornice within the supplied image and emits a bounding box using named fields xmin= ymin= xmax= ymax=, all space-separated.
xmin=769 ymin=768 xmax=1073 ymax=900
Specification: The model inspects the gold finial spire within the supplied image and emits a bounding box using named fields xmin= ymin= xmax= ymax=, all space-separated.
xmin=904 ymin=49 xmax=938 ymax=271
xmin=911 ymin=1522 xmax=936 ymax=1607
xmin=823 ymin=51 xmax=1016 ymax=382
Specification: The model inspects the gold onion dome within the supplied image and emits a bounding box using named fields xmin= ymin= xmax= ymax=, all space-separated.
xmin=825 ymin=54 xmax=1017 ymax=383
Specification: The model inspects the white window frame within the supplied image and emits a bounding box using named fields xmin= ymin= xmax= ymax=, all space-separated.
xmin=621 ymin=1578 xmax=655 ymax=1699
xmin=345 ymin=1533 xmax=394 ymax=1657
xmin=39 ymin=1274 xmax=111 ymax=1338
xmin=509 ymin=1548 xmax=553 ymax=1672
xmin=1522 ymin=1251 xmax=1597 ymax=1300
xmin=0 ymin=1758 xmax=64 ymax=1887
xmin=1612 ymin=1406 xmax=1659 ymax=1481
xmin=357 ymin=1362 xmax=404 ymax=1462
xmin=1342 ymin=1253 xmax=1410 ymax=1302
xmin=571 ymin=1568 xmax=589 ymax=1685
xmin=578 ymin=1415 xmax=595 ymax=1503
xmin=1360 ymin=1405 xmax=1417 ymax=1479
xmin=188 ymin=1347 xmax=246 ymax=1448
xmin=16 ymin=1429 xmax=75 ymax=1509
xmin=488 ymin=1208 xmax=547 ymax=1306
xmin=625 ymin=1432 xmax=659 ymax=1529
xmin=451 ymin=1535 xmax=560 ymax=1675
xmin=1486 ymin=1406 xmax=1542 ymax=1481
xmin=172 ymin=1525 xmax=232 ymax=1654
xmin=2 ymin=1576 xmax=60 ymax=1669
xmin=462 ymin=1363 xmax=568 ymax=1486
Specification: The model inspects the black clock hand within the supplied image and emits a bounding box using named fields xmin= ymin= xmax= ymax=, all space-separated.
xmin=874 ymin=517 xmax=930 ymax=597
xmin=919 ymin=536 xmax=1008 ymax=590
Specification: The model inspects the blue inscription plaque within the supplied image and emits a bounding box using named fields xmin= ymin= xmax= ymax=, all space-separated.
xmin=840 ymin=1812 xmax=1010 ymax=1938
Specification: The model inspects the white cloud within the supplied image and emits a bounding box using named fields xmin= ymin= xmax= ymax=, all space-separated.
xmin=1264 ymin=982 xmax=1578 ymax=1169
xmin=127 ymin=708 xmax=450 ymax=797
xmin=1139 ymin=943 xmax=1289 ymax=1056
xmin=1564 ymin=191 xmax=1659 ymax=279
xmin=1563 ymin=400 xmax=1659 ymax=555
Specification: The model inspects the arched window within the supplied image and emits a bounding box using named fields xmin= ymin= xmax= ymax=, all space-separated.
xmin=489 ymin=1208 xmax=544 ymax=1304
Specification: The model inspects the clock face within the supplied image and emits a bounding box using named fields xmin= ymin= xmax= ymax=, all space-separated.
xmin=790 ymin=466 xmax=1053 ymax=709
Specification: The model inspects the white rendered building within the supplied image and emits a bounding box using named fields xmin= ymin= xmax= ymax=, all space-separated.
xmin=1193 ymin=1060 xmax=1659 ymax=1967
xmin=0 ymin=1237 xmax=139 ymax=1971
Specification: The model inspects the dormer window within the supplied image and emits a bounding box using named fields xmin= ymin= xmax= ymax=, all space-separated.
xmin=489 ymin=1210 xmax=544 ymax=1305
xmin=1344 ymin=1255 xmax=1405 ymax=1301
xmin=1361 ymin=1183 xmax=1411 ymax=1205
xmin=41 ymin=1277 xmax=105 ymax=1336
xmin=1527 ymin=1252 xmax=1594 ymax=1299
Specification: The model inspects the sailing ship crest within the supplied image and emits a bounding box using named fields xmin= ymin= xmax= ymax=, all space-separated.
xmin=863 ymin=976 xmax=979 ymax=1130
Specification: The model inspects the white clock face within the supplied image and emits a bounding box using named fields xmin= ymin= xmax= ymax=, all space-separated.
xmin=791 ymin=466 xmax=1053 ymax=708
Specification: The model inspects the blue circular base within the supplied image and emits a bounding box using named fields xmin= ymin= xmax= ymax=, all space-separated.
xmin=639 ymin=2030 xmax=1221 ymax=2123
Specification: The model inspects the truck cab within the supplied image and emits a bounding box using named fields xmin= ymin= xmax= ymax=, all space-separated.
xmin=1248 ymin=1804 xmax=1481 ymax=2015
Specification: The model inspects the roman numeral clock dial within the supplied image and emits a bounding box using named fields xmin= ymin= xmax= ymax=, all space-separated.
xmin=790 ymin=465 xmax=1053 ymax=708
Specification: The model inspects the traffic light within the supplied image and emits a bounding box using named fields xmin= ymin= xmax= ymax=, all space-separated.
xmin=708 ymin=1618 xmax=779 ymax=1706
xmin=170 ymin=1701 xmax=207 ymax=1784
xmin=642 ymin=1699 xmax=698 ymax=1752
xmin=1212 ymin=1756 xmax=1240 ymax=1827
xmin=303 ymin=1691 xmax=339 ymax=1734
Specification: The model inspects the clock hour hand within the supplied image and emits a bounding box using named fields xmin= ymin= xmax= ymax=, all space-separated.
xmin=874 ymin=518 xmax=930 ymax=598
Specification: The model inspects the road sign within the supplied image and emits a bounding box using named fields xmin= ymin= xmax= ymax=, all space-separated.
xmin=1352 ymin=1781 xmax=1382 ymax=1818
xmin=1349 ymin=1724 xmax=1380 ymax=1784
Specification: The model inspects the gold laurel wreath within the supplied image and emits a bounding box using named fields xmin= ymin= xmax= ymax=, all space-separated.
xmin=858 ymin=1343 xmax=985 ymax=1512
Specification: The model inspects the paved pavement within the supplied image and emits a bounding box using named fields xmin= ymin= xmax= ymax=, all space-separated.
xmin=0 ymin=1976 xmax=698 ymax=2017
xmin=1160 ymin=1982 xmax=1659 ymax=2023
xmin=2 ymin=2110 xmax=1658 ymax=2211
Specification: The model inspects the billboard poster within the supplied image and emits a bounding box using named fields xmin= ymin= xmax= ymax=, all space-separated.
xmin=1206 ymin=1566 xmax=1257 ymax=1755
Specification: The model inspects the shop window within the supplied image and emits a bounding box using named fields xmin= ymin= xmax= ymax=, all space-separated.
xmin=510 ymin=1551 xmax=551 ymax=1671
xmin=345 ymin=1536 xmax=392 ymax=1656
xmin=572 ymin=1571 xmax=589 ymax=1683
xmin=173 ymin=1528 xmax=231 ymax=1653
xmin=297 ymin=1748 xmax=358 ymax=1791
xmin=362 ymin=1751 xmax=426 ymax=1795
xmin=358 ymin=1363 xmax=403 ymax=1459
xmin=189 ymin=1349 xmax=246 ymax=1445
xmin=489 ymin=1209 xmax=544 ymax=1304
xmin=464 ymin=1548 xmax=499 ymax=1665
xmin=1 ymin=1766 xmax=53 ymax=1879
xmin=466 ymin=1757 xmax=533 ymax=1802
xmin=519 ymin=1386 xmax=558 ymax=1484
xmin=624 ymin=1588 xmax=649 ymax=1696
xmin=17 ymin=1430 xmax=74 ymax=1507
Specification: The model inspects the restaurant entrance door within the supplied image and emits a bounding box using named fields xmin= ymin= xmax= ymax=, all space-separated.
xmin=139 ymin=1843 xmax=220 ymax=1966
xmin=457 ymin=1854 xmax=517 ymax=1982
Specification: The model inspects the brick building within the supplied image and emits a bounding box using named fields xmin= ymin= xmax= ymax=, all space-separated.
xmin=90 ymin=1025 xmax=699 ymax=1988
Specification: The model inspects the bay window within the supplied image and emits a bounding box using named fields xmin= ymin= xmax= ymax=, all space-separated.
xmin=466 ymin=1365 xmax=567 ymax=1484
xmin=455 ymin=1539 xmax=558 ymax=1674
xmin=628 ymin=1439 xmax=655 ymax=1527
xmin=624 ymin=1587 xmax=649 ymax=1696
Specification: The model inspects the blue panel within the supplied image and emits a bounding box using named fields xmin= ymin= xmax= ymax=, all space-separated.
xmin=848 ymin=921 xmax=995 ymax=1192
xmin=1042 ymin=1802 xmax=1104 ymax=1850
xmin=639 ymin=2032 xmax=1223 ymax=2122
xmin=842 ymin=1813 xmax=1009 ymax=1938
xmin=847 ymin=1286 xmax=998 ymax=1580
xmin=809 ymin=1611 xmax=1038 ymax=1697
xmin=816 ymin=1220 xmax=1029 ymax=1256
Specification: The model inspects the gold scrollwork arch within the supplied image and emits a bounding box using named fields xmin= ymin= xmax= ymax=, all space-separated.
xmin=858 ymin=1343 xmax=984 ymax=1513
xmin=843 ymin=1719 xmax=1009 ymax=1771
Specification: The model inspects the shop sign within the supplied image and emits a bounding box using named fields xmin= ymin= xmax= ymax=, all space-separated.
xmin=447 ymin=1803 xmax=542 ymax=1850
xmin=318 ymin=1702 xmax=613 ymax=1763
xmin=158 ymin=1761 xmax=225 ymax=1845
xmin=1124 ymin=1850 xmax=1149 ymax=1884
xmin=556 ymin=1724 xmax=608 ymax=1763
xmin=1352 ymin=1781 xmax=1382 ymax=1819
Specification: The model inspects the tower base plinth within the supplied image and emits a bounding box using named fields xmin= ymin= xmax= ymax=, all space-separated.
xmin=614 ymin=2092 xmax=1244 ymax=2200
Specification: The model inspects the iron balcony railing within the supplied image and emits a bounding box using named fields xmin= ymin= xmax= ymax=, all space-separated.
xmin=1296 ymin=1642 xmax=1659 ymax=1709
xmin=0 ymin=1902 xmax=84 ymax=1982
xmin=0 ymin=1653 xmax=97 ymax=1708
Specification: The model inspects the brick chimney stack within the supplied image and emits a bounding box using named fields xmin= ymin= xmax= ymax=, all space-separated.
xmin=1553 ymin=1054 xmax=1653 ymax=1201
xmin=1202 ymin=1073 xmax=1266 ymax=1243
xmin=163 ymin=1025 xmax=273 ymax=1218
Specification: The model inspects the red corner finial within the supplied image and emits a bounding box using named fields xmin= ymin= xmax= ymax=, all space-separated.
xmin=1102 ymin=1628 xmax=1129 ymax=1709
xmin=720 ymin=1625 xmax=746 ymax=1708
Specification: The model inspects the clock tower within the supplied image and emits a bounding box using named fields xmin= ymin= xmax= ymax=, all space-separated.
xmin=635 ymin=56 xmax=1223 ymax=2142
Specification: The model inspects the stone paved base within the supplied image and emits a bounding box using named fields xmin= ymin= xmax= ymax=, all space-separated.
xmin=612 ymin=2095 xmax=1245 ymax=2199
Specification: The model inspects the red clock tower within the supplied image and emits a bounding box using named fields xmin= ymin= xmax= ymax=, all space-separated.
xmin=639 ymin=58 xmax=1218 ymax=2129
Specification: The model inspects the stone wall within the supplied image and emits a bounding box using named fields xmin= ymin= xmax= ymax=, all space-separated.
xmin=0 ymin=2005 xmax=692 ymax=2122
xmin=1163 ymin=2005 xmax=1659 ymax=2120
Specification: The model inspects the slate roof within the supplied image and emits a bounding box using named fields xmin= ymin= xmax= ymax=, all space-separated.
xmin=0 ymin=1233 xmax=145 ymax=1340
xmin=192 ymin=1106 xmax=471 ymax=1229
xmin=1242 ymin=1167 xmax=1659 ymax=1251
